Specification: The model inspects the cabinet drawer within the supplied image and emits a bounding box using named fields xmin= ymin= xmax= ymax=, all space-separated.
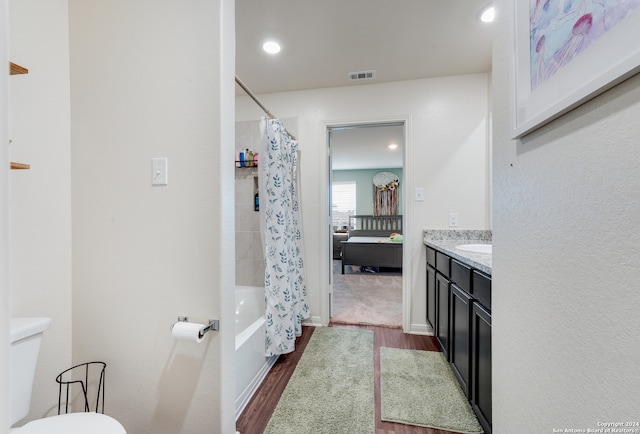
xmin=426 ymin=246 xmax=436 ymax=267
xmin=436 ymin=251 xmax=450 ymax=277
xmin=451 ymin=259 xmax=472 ymax=293
xmin=472 ymin=270 xmax=491 ymax=311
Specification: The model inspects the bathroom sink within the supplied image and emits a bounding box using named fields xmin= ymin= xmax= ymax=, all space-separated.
xmin=456 ymin=244 xmax=492 ymax=254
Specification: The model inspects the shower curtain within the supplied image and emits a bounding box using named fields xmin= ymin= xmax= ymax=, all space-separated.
xmin=259 ymin=117 xmax=310 ymax=356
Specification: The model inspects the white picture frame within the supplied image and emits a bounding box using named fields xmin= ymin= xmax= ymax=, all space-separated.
xmin=511 ymin=1 xmax=640 ymax=139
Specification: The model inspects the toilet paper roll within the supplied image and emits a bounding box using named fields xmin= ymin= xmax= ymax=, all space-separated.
xmin=171 ymin=322 xmax=206 ymax=343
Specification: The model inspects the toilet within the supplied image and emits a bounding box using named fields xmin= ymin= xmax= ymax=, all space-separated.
xmin=9 ymin=317 xmax=126 ymax=433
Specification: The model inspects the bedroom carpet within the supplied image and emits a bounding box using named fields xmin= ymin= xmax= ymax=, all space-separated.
xmin=332 ymin=261 xmax=402 ymax=328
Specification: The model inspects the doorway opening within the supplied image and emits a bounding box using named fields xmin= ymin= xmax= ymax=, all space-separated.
xmin=327 ymin=121 xmax=405 ymax=328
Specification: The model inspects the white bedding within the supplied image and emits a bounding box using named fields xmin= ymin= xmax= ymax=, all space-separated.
xmin=346 ymin=236 xmax=400 ymax=244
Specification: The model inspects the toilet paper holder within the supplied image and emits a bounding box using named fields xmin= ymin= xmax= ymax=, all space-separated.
xmin=173 ymin=316 xmax=220 ymax=336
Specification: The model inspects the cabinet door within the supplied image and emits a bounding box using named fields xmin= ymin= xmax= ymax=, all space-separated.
xmin=435 ymin=272 xmax=450 ymax=359
xmin=426 ymin=264 xmax=437 ymax=329
xmin=450 ymin=284 xmax=473 ymax=397
xmin=471 ymin=302 xmax=492 ymax=434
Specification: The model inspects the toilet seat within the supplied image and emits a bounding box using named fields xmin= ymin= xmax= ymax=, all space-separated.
xmin=10 ymin=412 xmax=126 ymax=434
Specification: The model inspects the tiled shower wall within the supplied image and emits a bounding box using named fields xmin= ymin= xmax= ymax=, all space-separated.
xmin=235 ymin=120 xmax=263 ymax=287
xmin=234 ymin=118 xmax=298 ymax=287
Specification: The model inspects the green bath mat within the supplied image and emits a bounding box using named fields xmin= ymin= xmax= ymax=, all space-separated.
xmin=264 ymin=327 xmax=375 ymax=434
xmin=380 ymin=347 xmax=483 ymax=433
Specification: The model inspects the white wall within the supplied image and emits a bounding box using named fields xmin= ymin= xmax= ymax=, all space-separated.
xmin=1 ymin=0 xmax=11 ymax=428
xmin=492 ymin=0 xmax=640 ymax=431
xmin=8 ymin=0 xmax=73 ymax=424
xmin=2 ymin=2 xmax=236 ymax=432
xmin=237 ymin=74 xmax=490 ymax=331
xmin=69 ymin=1 xmax=235 ymax=433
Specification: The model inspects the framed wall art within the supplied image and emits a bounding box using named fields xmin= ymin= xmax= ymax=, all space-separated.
xmin=511 ymin=0 xmax=640 ymax=139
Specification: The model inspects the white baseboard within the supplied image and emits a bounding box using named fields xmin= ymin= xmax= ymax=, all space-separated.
xmin=408 ymin=322 xmax=434 ymax=335
xmin=235 ymin=354 xmax=279 ymax=421
xmin=303 ymin=316 xmax=324 ymax=327
xmin=305 ymin=315 xmax=432 ymax=335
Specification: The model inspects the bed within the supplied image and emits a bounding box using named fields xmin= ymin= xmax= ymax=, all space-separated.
xmin=340 ymin=215 xmax=403 ymax=274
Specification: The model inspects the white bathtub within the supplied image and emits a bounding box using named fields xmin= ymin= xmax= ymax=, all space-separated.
xmin=235 ymin=286 xmax=278 ymax=420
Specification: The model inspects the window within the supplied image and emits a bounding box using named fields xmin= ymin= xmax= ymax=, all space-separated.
xmin=332 ymin=181 xmax=356 ymax=229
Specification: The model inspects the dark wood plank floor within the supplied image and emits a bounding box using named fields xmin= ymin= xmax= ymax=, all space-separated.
xmin=236 ymin=324 xmax=461 ymax=434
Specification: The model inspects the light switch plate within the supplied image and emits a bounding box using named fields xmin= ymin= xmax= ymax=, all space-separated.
xmin=415 ymin=187 xmax=425 ymax=202
xmin=448 ymin=212 xmax=459 ymax=227
xmin=152 ymin=158 xmax=168 ymax=185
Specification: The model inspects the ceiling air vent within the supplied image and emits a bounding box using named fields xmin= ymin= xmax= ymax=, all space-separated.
xmin=348 ymin=70 xmax=376 ymax=81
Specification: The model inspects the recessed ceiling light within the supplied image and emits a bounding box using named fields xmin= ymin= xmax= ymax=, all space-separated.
xmin=479 ymin=5 xmax=495 ymax=23
xmin=262 ymin=40 xmax=281 ymax=54
xmin=388 ymin=144 xmax=398 ymax=150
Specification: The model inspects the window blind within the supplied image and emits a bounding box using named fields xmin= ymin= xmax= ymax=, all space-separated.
xmin=332 ymin=181 xmax=356 ymax=228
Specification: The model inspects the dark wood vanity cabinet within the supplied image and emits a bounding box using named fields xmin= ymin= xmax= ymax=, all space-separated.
xmin=426 ymin=246 xmax=452 ymax=360
xmin=471 ymin=301 xmax=492 ymax=434
xmin=425 ymin=245 xmax=492 ymax=434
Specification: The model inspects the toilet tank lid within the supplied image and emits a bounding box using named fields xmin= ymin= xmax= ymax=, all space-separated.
xmin=10 ymin=318 xmax=52 ymax=343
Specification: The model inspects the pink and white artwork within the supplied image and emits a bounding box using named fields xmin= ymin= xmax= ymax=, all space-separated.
xmin=530 ymin=0 xmax=640 ymax=90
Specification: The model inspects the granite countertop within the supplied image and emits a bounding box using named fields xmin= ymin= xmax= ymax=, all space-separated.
xmin=423 ymin=230 xmax=492 ymax=275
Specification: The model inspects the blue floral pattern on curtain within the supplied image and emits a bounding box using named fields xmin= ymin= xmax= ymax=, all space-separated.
xmin=260 ymin=118 xmax=310 ymax=356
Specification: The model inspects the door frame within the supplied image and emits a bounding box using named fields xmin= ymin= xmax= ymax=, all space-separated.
xmin=322 ymin=116 xmax=412 ymax=332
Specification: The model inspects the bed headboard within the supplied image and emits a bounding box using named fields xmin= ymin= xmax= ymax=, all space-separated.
xmin=348 ymin=215 xmax=402 ymax=237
